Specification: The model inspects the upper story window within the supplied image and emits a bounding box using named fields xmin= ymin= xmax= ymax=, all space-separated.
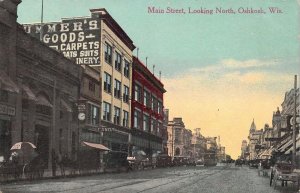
xmin=87 ymin=103 xmax=99 ymax=125
xmin=102 ymin=102 xmax=111 ymax=121
xmin=158 ymin=100 xmax=163 ymax=114
xmin=88 ymin=81 xmax=95 ymax=92
xmin=103 ymin=72 xmax=111 ymax=93
xmin=133 ymin=109 xmax=142 ymax=129
xmin=104 ymin=42 xmax=112 ymax=64
xmin=157 ymin=122 xmax=163 ymax=137
xmin=123 ymin=110 xmax=129 ymax=127
xmin=124 ymin=59 xmax=130 ymax=78
xmin=113 ymin=106 xmax=121 ymax=125
xmin=143 ymin=114 xmax=150 ymax=132
xmin=114 ymin=79 xmax=121 ymax=99
xmin=123 ymin=85 xmax=129 ymax=103
xmin=143 ymin=90 xmax=151 ymax=108
xmin=134 ymin=84 xmax=142 ymax=103
xmin=151 ymin=96 xmax=157 ymax=112
xmin=115 ymin=51 xmax=122 ymax=72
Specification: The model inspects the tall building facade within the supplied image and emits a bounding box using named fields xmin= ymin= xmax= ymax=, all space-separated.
xmin=131 ymin=56 xmax=166 ymax=156
xmin=23 ymin=8 xmax=136 ymax=153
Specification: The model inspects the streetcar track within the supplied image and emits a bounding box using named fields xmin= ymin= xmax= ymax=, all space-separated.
xmin=57 ymin=166 xmax=229 ymax=193
xmin=1 ymin=165 xmax=230 ymax=193
xmin=135 ymin=165 xmax=229 ymax=193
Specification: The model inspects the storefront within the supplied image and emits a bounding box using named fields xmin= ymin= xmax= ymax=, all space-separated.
xmin=0 ymin=70 xmax=18 ymax=162
xmin=0 ymin=117 xmax=11 ymax=161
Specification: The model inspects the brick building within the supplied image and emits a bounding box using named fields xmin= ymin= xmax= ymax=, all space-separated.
xmin=0 ymin=0 xmax=82 ymax=167
xmin=131 ymin=56 xmax=166 ymax=156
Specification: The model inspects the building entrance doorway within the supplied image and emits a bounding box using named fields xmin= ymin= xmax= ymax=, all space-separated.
xmin=0 ymin=119 xmax=11 ymax=161
xmin=35 ymin=125 xmax=49 ymax=168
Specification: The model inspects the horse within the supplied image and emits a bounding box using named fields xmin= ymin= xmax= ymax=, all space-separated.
xmin=57 ymin=154 xmax=79 ymax=177
xmin=23 ymin=155 xmax=46 ymax=180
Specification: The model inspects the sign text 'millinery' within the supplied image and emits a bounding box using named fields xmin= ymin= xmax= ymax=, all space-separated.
xmin=23 ymin=18 xmax=100 ymax=65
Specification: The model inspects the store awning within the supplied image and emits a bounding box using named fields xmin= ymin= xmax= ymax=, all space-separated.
xmin=61 ymin=99 xmax=73 ymax=112
xmin=22 ymin=85 xmax=37 ymax=101
xmin=284 ymin=136 xmax=300 ymax=155
xmin=36 ymin=95 xmax=53 ymax=107
xmin=0 ymin=70 xmax=19 ymax=93
xmin=260 ymin=147 xmax=274 ymax=158
xmin=278 ymin=140 xmax=293 ymax=153
xmin=82 ymin=141 xmax=110 ymax=151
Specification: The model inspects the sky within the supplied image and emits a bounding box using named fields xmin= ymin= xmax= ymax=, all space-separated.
xmin=17 ymin=0 xmax=300 ymax=159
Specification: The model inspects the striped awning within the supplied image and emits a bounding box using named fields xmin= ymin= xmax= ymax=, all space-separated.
xmin=36 ymin=95 xmax=53 ymax=107
xmin=82 ymin=141 xmax=110 ymax=151
xmin=278 ymin=140 xmax=293 ymax=153
xmin=22 ymin=85 xmax=37 ymax=101
xmin=0 ymin=70 xmax=19 ymax=93
xmin=61 ymin=99 xmax=73 ymax=112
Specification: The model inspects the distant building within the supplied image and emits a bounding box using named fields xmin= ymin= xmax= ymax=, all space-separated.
xmin=167 ymin=118 xmax=193 ymax=157
xmin=162 ymin=109 xmax=169 ymax=154
xmin=240 ymin=140 xmax=248 ymax=159
xmin=191 ymin=128 xmax=206 ymax=159
xmin=248 ymin=119 xmax=263 ymax=160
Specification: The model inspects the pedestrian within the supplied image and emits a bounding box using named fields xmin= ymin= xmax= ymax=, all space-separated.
xmin=51 ymin=149 xmax=57 ymax=177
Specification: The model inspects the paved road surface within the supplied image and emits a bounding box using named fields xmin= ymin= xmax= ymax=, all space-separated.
xmin=0 ymin=164 xmax=298 ymax=193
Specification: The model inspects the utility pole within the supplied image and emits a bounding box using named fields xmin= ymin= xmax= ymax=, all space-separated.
xmin=40 ymin=0 xmax=44 ymax=41
xmin=146 ymin=57 xmax=148 ymax=68
xmin=292 ymin=75 xmax=297 ymax=166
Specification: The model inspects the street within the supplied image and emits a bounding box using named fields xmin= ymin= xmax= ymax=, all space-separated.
xmin=0 ymin=164 xmax=297 ymax=193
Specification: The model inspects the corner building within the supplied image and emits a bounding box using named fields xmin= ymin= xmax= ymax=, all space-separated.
xmin=1 ymin=0 xmax=82 ymax=168
xmin=23 ymin=9 xmax=135 ymax=152
xmin=131 ymin=57 xmax=166 ymax=156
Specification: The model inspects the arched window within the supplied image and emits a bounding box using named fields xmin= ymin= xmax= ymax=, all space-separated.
xmin=175 ymin=148 xmax=180 ymax=156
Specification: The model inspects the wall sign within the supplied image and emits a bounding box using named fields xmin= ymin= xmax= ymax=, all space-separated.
xmin=23 ymin=18 xmax=100 ymax=66
xmin=0 ymin=104 xmax=15 ymax=116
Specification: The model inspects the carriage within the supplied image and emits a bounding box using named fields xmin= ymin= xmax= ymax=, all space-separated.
xmin=0 ymin=142 xmax=45 ymax=181
xmin=270 ymin=162 xmax=299 ymax=189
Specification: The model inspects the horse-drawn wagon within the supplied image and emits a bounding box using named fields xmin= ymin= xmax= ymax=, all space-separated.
xmin=270 ymin=162 xmax=299 ymax=189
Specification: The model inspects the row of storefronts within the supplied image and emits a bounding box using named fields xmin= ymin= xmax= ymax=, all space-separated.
xmin=1 ymin=0 xmax=167 ymax=169
xmin=241 ymin=87 xmax=299 ymax=166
